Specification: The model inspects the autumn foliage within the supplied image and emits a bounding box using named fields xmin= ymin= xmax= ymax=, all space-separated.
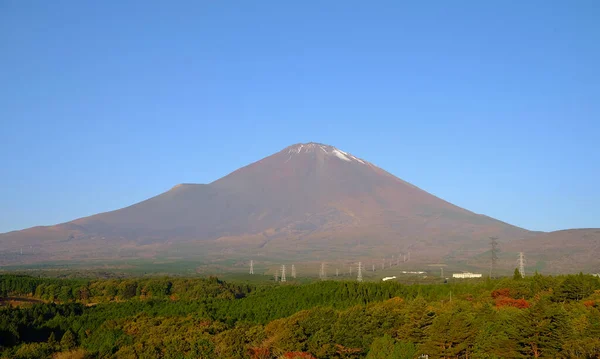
xmin=492 ymin=287 xmax=530 ymax=308
xmin=282 ymin=352 xmax=317 ymax=359
xmin=495 ymin=296 xmax=530 ymax=309
xmin=491 ymin=288 xmax=512 ymax=299
xmin=583 ymin=300 xmax=597 ymax=308
xmin=249 ymin=347 xmax=271 ymax=359
xmin=1 ymin=273 xmax=600 ymax=359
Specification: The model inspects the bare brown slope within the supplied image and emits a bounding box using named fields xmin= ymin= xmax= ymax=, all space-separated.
xmin=211 ymin=143 xmax=529 ymax=242
xmin=504 ymin=229 xmax=600 ymax=273
xmin=1 ymin=142 xmax=531 ymax=265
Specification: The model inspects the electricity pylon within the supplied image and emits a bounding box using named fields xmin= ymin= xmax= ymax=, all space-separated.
xmin=319 ymin=262 xmax=326 ymax=280
xmin=518 ymin=252 xmax=525 ymax=278
xmin=357 ymin=262 xmax=363 ymax=282
xmin=489 ymin=237 xmax=499 ymax=278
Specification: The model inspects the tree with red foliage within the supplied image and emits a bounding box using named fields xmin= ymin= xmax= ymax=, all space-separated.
xmin=583 ymin=300 xmax=596 ymax=308
xmin=249 ymin=347 xmax=271 ymax=359
xmin=491 ymin=288 xmax=511 ymax=299
xmin=496 ymin=297 xmax=530 ymax=309
xmin=283 ymin=352 xmax=317 ymax=359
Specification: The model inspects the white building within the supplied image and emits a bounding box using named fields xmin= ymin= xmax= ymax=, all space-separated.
xmin=452 ymin=272 xmax=482 ymax=279
xmin=382 ymin=276 xmax=397 ymax=281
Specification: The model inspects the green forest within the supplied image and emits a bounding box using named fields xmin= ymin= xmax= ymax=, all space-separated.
xmin=1 ymin=272 xmax=600 ymax=358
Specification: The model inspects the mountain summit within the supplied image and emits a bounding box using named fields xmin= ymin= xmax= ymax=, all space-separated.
xmin=283 ymin=142 xmax=369 ymax=164
xmin=0 ymin=142 xmax=567 ymax=270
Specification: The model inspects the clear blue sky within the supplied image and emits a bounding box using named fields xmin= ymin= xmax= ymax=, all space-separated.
xmin=1 ymin=1 xmax=598 ymax=233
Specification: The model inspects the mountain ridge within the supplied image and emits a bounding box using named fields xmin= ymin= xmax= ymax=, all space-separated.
xmin=0 ymin=142 xmax=597 ymax=273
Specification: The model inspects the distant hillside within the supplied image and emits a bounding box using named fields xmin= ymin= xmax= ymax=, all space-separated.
xmin=504 ymin=229 xmax=600 ymax=273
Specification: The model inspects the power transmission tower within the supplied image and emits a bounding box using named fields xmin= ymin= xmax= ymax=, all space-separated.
xmin=391 ymin=255 xmax=395 ymax=266
xmin=349 ymin=265 xmax=353 ymax=275
xmin=397 ymin=254 xmax=400 ymax=266
xmin=291 ymin=264 xmax=296 ymax=279
xmin=319 ymin=262 xmax=326 ymax=280
xmin=489 ymin=237 xmax=499 ymax=278
xmin=249 ymin=260 xmax=254 ymax=275
xmin=357 ymin=262 xmax=363 ymax=282
xmin=274 ymin=269 xmax=279 ymax=282
xmin=403 ymin=254 xmax=407 ymax=262
xmin=336 ymin=268 xmax=339 ymax=277
xmin=281 ymin=265 xmax=286 ymax=282
xmin=372 ymin=264 xmax=375 ymax=272
xmin=441 ymin=267 xmax=444 ymax=278
xmin=518 ymin=252 xmax=525 ymax=278
xmin=381 ymin=258 xmax=385 ymax=270
xmin=408 ymin=252 xmax=411 ymax=262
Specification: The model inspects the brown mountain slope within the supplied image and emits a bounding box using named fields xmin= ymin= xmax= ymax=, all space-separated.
xmin=504 ymin=229 xmax=600 ymax=273
xmin=0 ymin=142 xmax=545 ymax=269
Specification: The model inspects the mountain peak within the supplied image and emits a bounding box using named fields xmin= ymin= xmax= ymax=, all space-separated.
xmin=0 ymin=140 xmax=538 ymax=271
xmin=285 ymin=143 xmax=367 ymax=164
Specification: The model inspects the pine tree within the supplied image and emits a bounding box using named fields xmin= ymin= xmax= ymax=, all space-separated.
xmin=513 ymin=268 xmax=522 ymax=280
xmin=60 ymin=329 xmax=77 ymax=350
xmin=47 ymin=332 xmax=57 ymax=348
xmin=513 ymin=300 xmax=569 ymax=358
xmin=421 ymin=306 xmax=477 ymax=358
xmin=48 ymin=332 xmax=56 ymax=344
xmin=366 ymin=335 xmax=416 ymax=359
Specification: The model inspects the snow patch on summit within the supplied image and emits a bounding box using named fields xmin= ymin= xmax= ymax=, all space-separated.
xmin=331 ymin=149 xmax=351 ymax=162
xmin=286 ymin=143 xmax=367 ymax=165
xmin=350 ymin=155 xmax=365 ymax=164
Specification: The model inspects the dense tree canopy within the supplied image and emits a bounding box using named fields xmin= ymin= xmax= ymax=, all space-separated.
xmin=1 ymin=273 xmax=600 ymax=358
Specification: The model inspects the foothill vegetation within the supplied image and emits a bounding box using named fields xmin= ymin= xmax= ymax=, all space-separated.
xmin=1 ymin=272 xmax=600 ymax=358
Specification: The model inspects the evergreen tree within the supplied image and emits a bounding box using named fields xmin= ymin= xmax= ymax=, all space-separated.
xmin=420 ymin=305 xmax=477 ymax=358
xmin=366 ymin=335 xmax=396 ymax=359
xmin=60 ymin=329 xmax=77 ymax=350
xmin=396 ymin=297 xmax=435 ymax=345
xmin=366 ymin=335 xmax=415 ymax=359
xmin=513 ymin=268 xmax=522 ymax=280
xmin=512 ymin=300 xmax=570 ymax=358
xmin=47 ymin=332 xmax=57 ymax=347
